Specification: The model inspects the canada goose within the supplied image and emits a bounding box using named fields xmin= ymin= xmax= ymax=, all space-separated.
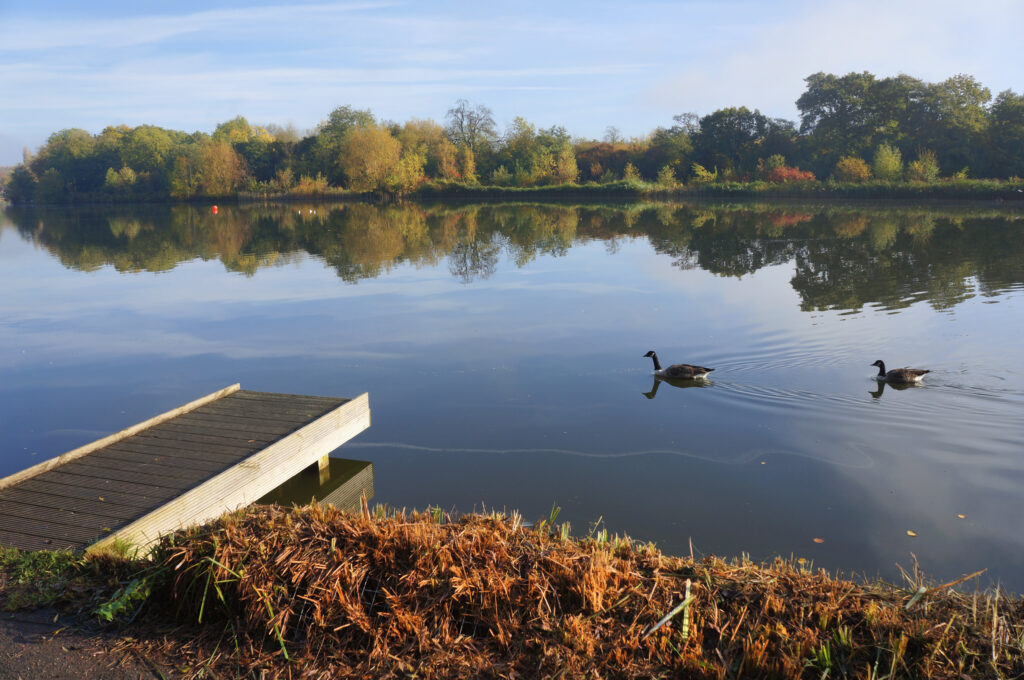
xmin=643 ymin=350 xmax=714 ymax=380
xmin=871 ymin=360 xmax=930 ymax=383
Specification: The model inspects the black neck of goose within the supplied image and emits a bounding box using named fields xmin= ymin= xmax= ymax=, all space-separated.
xmin=876 ymin=362 xmax=886 ymax=377
xmin=649 ymin=353 xmax=662 ymax=371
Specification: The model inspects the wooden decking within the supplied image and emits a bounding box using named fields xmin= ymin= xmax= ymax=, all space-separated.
xmin=0 ymin=385 xmax=370 ymax=553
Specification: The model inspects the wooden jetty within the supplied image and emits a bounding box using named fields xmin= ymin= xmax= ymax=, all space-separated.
xmin=0 ymin=385 xmax=370 ymax=553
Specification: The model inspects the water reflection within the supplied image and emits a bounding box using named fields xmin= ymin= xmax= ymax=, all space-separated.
xmin=257 ymin=458 xmax=374 ymax=512
xmin=868 ymin=380 xmax=920 ymax=399
xmin=642 ymin=376 xmax=711 ymax=399
xmin=2 ymin=199 xmax=1023 ymax=591
xmin=5 ymin=201 xmax=1021 ymax=313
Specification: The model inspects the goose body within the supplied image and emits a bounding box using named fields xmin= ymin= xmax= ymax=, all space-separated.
xmin=871 ymin=360 xmax=930 ymax=383
xmin=644 ymin=350 xmax=714 ymax=380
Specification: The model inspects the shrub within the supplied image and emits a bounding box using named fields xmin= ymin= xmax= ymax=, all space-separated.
xmin=656 ymin=164 xmax=677 ymax=188
xmin=690 ymin=163 xmax=718 ymax=184
xmin=490 ymin=166 xmax=513 ymax=186
xmin=755 ymin=154 xmax=787 ymax=180
xmin=906 ymin=150 xmax=940 ymax=182
xmin=766 ymin=165 xmax=816 ymax=183
xmin=872 ymin=144 xmax=903 ymax=181
xmin=833 ymin=156 xmax=871 ymax=183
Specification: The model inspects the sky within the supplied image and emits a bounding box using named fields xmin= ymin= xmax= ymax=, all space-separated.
xmin=1 ymin=0 xmax=1022 ymax=166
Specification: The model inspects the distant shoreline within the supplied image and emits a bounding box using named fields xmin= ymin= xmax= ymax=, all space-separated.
xmin=6 ymin=178 xmax=1024 ymax=207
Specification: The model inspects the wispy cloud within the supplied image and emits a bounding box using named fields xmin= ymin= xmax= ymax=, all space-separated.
xmin=0 ymin=0 xmax=1021 ymax=163
xmin=0 ymin=2 xmax=401 ymax=50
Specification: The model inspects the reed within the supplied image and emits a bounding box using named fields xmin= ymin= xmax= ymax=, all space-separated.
xmin=2 ymin=505 xmax=1022 ymax=679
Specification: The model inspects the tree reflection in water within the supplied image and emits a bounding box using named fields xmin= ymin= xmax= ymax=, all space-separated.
xmin=5 ymin=200 xmax=1022 ymax=314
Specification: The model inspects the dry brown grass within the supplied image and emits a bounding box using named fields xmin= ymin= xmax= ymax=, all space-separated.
xmin=124 ymin=502 xmax=1024 ymax=679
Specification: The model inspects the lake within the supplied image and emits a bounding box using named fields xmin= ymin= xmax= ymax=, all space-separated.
xmin=1 ymin=200 xmax=1022 ymax=590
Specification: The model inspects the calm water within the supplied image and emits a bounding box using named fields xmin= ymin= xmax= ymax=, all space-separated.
xmin=2 ymin=201 xmax=1022 ymax=590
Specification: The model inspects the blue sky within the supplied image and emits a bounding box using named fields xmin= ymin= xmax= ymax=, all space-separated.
xmin=1 ymin=0 xmax=1022 ymax=166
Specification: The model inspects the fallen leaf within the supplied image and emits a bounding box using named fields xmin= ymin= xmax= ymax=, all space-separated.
xmin=813 ymin=538 xmax=824 ymax=544
xmin=907 ymin=530 xmax=917 ymax=537
xmin=957 ymin=514 xmax=966 ymax=519
xmin=98 ymin=496 xmax=104 ymax=501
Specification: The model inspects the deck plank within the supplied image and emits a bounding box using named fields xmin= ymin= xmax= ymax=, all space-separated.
xmin=0 ymin=388 xmax=368 ymax=553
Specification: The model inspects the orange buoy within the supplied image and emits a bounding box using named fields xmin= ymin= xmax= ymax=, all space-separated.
xmin=212 ymin=205 xmax=219 ymax=214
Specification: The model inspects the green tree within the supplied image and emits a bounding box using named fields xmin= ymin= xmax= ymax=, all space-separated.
xmin=656 ymin=164 xmax=677 ymax=187
xmin=35 ymin=167 xmax=68 ymax=203
xmin=796 ymin=71 xmax=878 ymax=164
xmin=168 ymin=144 xmax=204 ymax=198
xmin=872 ymin=143 xmax=903 ymax=181
xmin=30 ymin=128 xmax=103 ymax=193
xmin=4 ymin=165 xmax=37 ymax=203
xmin=987 ymin=89 xmax=1024 ymax=177
xmin=641 ymin=114 xmax=695 ymax=178
xmin=917 ymin=75 xmax=991 ymax=174
xmin=906 ymin=149 xmax=940 ymax=182
xmin=693 ymin=107 xmax=791 ymax=177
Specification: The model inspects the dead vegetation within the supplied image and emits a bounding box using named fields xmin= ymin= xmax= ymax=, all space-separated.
xmin=109 ymin=502 xmax=1023 ymax=679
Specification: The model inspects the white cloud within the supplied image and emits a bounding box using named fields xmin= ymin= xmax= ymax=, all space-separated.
xmin=648 ymin=0 xmax=1024 ymax=120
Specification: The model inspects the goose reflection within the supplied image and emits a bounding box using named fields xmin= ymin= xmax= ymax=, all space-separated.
xmin=869 ymin=380 xmax=919 ymax=399
xmin=643 ymin=375 xmax=712 ymax=399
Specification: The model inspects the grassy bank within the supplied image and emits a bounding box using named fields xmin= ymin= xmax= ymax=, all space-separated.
xmin=12 ymin=177 xmax=1024 ymax=207
xmin=414 ymin=178 xmax=1024 ymax=203
xmin=2 ymin=504 xmax=1023 ymax=679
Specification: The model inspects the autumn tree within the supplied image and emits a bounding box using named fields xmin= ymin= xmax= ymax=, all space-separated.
xmin=198 ymin=139 xmax=249 ymax=195
xmin=833 ymin=156 xmax=871 ymax=182
xmin=304 ymin=105 xmax=376 ymax=185
xmin=552 ymin=145 xmax=579 ymax=184
xmin=214 ymin=116 xmax=276 ymax=181
xmin=340 ymin=125 xmax=426 ymax=193
xmin=396 ymin=118 xmax=449 ymax=178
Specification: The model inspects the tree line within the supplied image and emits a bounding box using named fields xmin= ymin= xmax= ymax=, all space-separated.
xmin=3 ymin=71 xmax=1023 ymax=204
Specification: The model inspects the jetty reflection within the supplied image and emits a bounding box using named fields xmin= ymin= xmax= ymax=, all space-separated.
xmin=258 ymin=458 xmax=375 ymax=512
